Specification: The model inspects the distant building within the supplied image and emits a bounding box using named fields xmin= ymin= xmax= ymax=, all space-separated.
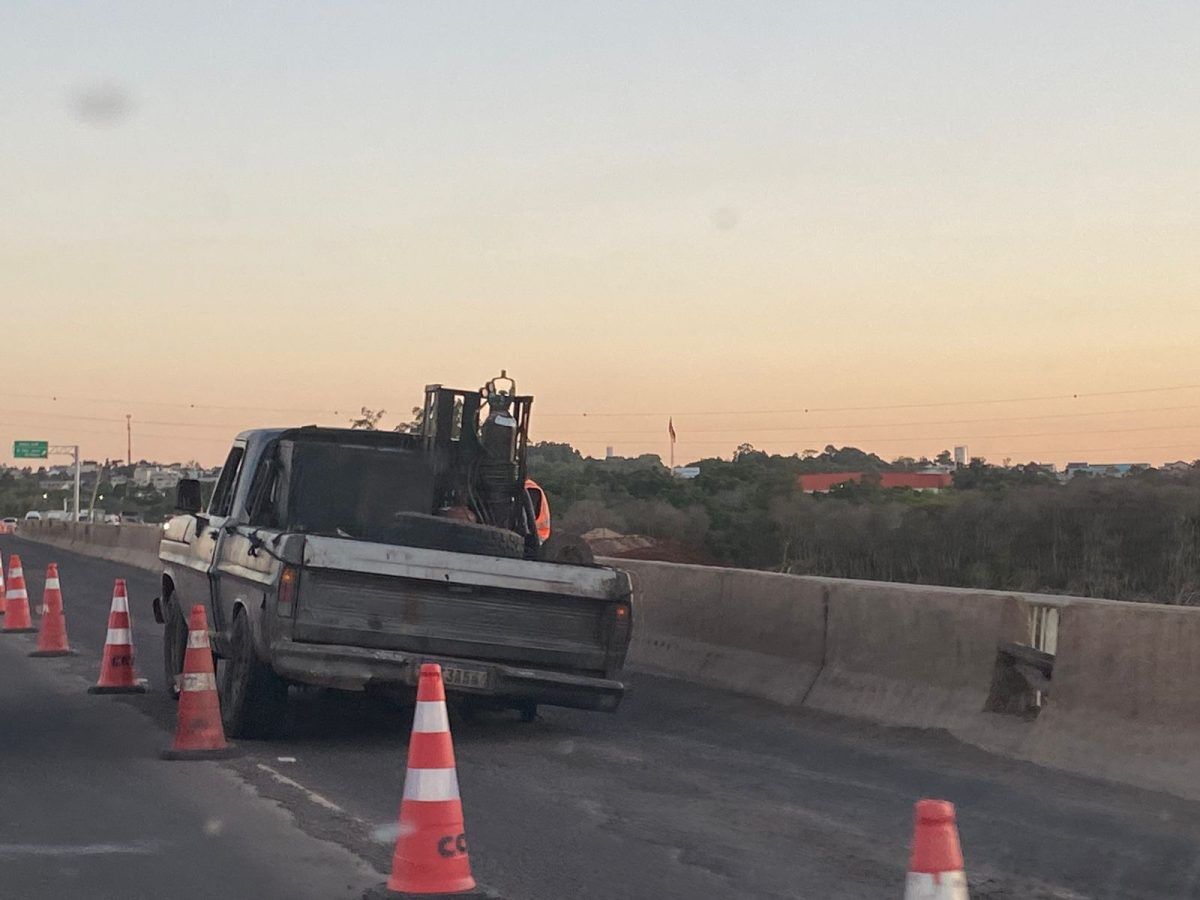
xmin=919 ymin=464 xmax=955 ymax=476
xmin=797 ymin=472 xmax=864 ymax=493
xmin=671 ymin=466 xmax=701 ymax=479
xmin=1161 ymin=460 xmax=1192 ymax=474
xmin=605 ymin=446 xmax=614 ymax=459
xmin=1064 ymin=462 xmax=1150 ymax=479
xmin=149 ymin=470 xmax=183 ymax=491
xmin=954 ymin=445 xmax=968 ymax=467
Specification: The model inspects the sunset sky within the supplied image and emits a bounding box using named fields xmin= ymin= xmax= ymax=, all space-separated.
xmin=3 ymin=2 xmax=1198 ymax=468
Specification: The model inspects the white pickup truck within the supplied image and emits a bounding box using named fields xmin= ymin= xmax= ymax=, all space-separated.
xmin=155 ymin=378 xmax=633 ymax=738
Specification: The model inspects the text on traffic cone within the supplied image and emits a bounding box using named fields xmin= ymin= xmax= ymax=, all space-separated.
xmin=3 ymin=554 xmax=36 ymax=633
xmin=88 ymin=578 xmax=146 ymax=694
xmin=905 ymin=799 xmax=969 ymax=900
xmin=384 ymin=663 xmax=478 ymax=896
xmin=31 ymin=563 xmax=74 ymax=657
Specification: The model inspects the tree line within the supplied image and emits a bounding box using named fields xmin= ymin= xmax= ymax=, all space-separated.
xmin=528 ymin=443 xmax=1200 ymax=605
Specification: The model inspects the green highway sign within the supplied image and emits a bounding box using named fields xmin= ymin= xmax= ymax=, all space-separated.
xmin=13 ymin=440 xmax=49 ymax=459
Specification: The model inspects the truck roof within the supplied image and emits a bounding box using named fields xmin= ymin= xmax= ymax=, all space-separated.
xmin=234 ymin=426 xmax=422 ymax=450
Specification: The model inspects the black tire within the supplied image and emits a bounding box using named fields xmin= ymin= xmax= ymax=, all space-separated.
xmin=219 ymin=612 xmax=288 ymax=740
xmin=381 ymin=513 xmax=525 ymax=559
xmin=162 ymin=597 xmax=188 ymax=701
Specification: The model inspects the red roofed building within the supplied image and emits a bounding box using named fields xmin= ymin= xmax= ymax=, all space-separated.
xmin=797 ymin=472 xmax=864 ymax=493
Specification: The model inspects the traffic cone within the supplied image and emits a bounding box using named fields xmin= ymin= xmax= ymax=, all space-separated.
xmin=368 ymin=663 xmax=494 ymax=899
xmin=88 ymin=578 xmax=146 ymax=694
xmin=162 ymin=604 xmax=237 ymax=760
xmin=905 ymin=799 xmax=969 ymax=899
xmin=0 ymin=552 xmax=7 ymax=615
xmin=30 ymin=563 xmax=75 ymax=657
xmin=2 ymin=554 xmax=36 ymax=633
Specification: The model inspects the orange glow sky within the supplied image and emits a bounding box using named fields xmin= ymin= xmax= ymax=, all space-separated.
xmin=2 ymin=3 xmax=1198 ymax=468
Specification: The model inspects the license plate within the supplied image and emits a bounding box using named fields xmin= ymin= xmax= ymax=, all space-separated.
xmin=439 ymin=663 xmax=491 ymax=691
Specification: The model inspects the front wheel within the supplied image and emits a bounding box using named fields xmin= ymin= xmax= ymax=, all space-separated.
xmin=218 ymin=612 xmax=288 ymax=739
xmin=162 ymin=597 xmax=188 ymax=701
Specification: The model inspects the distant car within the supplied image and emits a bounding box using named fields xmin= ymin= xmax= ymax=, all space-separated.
xmin=1 ymin=517 xmax=17 ymax=527
xmin=23 ymin=511 xmax=41 ymax=520
xmin=103 ymin=514 xmax=121 ymax=525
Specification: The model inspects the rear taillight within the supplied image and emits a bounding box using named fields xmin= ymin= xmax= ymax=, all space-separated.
xmin=612 ymin=602 xmax=632 ymax=638
xmin=277 ymin=566 xmax=299 ymax=618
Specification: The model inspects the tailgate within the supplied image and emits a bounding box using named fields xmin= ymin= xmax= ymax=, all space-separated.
xmin=290 ymin=536 xmax=630 ymax=674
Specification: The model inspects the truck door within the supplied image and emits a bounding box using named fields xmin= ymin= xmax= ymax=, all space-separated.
xmin=212 ymin=447 xmax=284 ymax=641
xmin=181 ymin=442 xmax=246 ymax=637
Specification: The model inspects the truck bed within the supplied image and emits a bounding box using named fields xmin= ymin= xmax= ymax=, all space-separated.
xmin=291 ymin=536 xmax=631 ymax=677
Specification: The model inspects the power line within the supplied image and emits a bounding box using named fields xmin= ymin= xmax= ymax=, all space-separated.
xmin=0 ymin=391 xmax=346 ymax=416
xmin=4 ymin=399 xmax=1200 ymax=436
xmin=6 ymin=380 xmax=1200 ymax=422
xmin=542 ymin=424 xmax=1200 ymax=449
xmin=541 ymin=403 xmax=1200 ymax=437
xmin=536 ymin=382 xmax=1200 ymax=418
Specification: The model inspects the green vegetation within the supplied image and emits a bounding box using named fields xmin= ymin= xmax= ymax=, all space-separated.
xmin=529 ymin=443 xmax=1200 ymax=605
xmin=0 ymin=465 xmax=183 ymax=522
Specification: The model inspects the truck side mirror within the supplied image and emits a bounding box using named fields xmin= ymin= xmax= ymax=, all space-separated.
xmin=175 ymin=478 xmax=203 ymax=514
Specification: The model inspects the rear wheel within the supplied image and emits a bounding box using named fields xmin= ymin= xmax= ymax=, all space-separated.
xmin=218 ymin=611 xmax=288 ymax=739
xmin=162 ymin=597 xmax=188 ymax=701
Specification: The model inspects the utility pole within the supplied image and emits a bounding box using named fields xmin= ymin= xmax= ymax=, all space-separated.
xmin=126 ymin=414 xmax=132 ymax=466
xmin=50 ymin=444 xmax=81 ymax=521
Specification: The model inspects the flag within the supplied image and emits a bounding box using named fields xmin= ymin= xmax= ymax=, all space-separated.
xmin=669 ymin=418 xmax=676 ymax=443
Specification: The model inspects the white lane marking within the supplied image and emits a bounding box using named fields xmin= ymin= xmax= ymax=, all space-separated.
xmin=412 ymin=700 xmax=449 ymax=733
xmin=276 ymin=756 xmax=297 ymax=763
xmin=0 ymin=840 xmax=164 ymax=858
xmin=255 ymin=764 xmax=363 ymax=821
xmin=402 ymin=767 xmax=460 ymax=802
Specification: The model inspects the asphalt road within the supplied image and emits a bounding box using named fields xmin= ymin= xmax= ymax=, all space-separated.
xmin=4 ymin=533 xmax=1200 ymax=899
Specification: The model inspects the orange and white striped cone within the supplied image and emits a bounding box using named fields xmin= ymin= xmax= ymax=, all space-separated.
xmin=30 ymin=563 xmax=75 ymax=657
xmin=2 ymin=554 xmax=36 ymax=633
xmin=905 ymin=799 xmax=969 ymax=899
xmin=88 ymin=578 xmax=146 ymax=694
xmin=0 ymin=552 xmax=7 ymax=616
xmin=367 ymin=663 xmax=497 ymax=899
xmin=162 ymin=604 xmax=237 ymax=760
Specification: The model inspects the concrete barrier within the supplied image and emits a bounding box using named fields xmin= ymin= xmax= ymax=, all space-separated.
xmin=1009 ymin=598 xmax=1200 ymax=800
xmin=16 ymin=521 xmax=161 ymax=573
xmin=803 ymin=580 xmax=1028 ymax=731
xmin=608 ymin=558 xmax=827 ymax=705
